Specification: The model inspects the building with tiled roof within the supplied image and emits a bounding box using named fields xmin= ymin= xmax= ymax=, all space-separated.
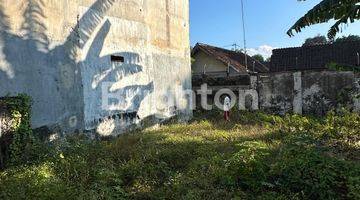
xmin=191 ymin=43 xmax=269 ymax=76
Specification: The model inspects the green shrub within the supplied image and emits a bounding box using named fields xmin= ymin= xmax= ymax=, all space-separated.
xmin=0 ymin=94 xmax=44 ymax=167
xmin=225 ymin=141 xmax=272 ymax=192
xmin=271 ymin=144 xmax=359 ymax=199
xmin=327 ymin=62 xmax=360 ymax=72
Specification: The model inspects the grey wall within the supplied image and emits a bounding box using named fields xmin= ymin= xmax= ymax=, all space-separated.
xmin=193 ymin=70 xmax=360 ymax=115
xmin=0 ymin=0 xmax=192 ymax=135
xmin=0 ymin=0 xmax=86 ymax=132
xmin=256 ymin=70 xmax=359 ymax=115
xmin=257 ymin=72 xmax=295 ymax=115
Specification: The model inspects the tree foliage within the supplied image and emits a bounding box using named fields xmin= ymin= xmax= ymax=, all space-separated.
xmin=303 ymin=35 xmax=329 ymax=46
xmin=288 ymin=0 xmax=360 ymax=39
xmin=302 ymin=34 xmax=360 ymax=46
xmin=334 ymin=34 xmax=360 ymax=43
xmin=252 ymin=54 xmax=265 ymax=62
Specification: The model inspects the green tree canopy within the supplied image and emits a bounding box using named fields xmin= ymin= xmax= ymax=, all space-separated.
xmin=287 ymin=0 xmax=360 ymax=39
xmin=252 ymin=54 xmax=265 ymax=62
xmin=334 ymin=34 xmax=360 ymax=43
xmin=303 ymin=35 xmax=329 ymax=46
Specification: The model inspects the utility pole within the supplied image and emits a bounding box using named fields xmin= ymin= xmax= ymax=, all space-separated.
xmin=231 ymin=43 xmax=241 ymax=51
xmin=241 ymin=0 xmax=248 ymax=70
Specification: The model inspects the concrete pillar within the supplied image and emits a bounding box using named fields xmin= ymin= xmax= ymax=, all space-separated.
xmin=354 ymin=78 xmax=360 ymax=113
xmin=293 ymin=72 xmax=303 ymax=114
xmin=250 ymin=75 xmax=258 ymax=89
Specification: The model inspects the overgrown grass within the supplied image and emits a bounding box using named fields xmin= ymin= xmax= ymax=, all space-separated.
xmin=0 ymin=110 xmax=359 ymax=199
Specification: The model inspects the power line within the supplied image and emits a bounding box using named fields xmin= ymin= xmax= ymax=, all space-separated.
xmin=232 ymin=43 xmax=241 ymax=51
xmin=222 ymin=43 xmax=242 ymax=51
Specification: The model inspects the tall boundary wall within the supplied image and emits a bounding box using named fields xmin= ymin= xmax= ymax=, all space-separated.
xmin=193 ymin=70 xmax=360 ymax=115
xmin=256 ymin=70 xmax=360 ymax=115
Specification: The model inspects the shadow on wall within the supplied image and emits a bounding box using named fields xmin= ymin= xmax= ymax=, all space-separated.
xmin=80 ymin=17 xmax=154 ymax=131
xmin=0 ymin=0 xmax=153 ymax=133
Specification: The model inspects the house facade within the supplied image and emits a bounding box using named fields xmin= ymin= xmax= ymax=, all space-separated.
xmin=191 ymin=43 xmax=269 ymax=76
xmin=0 ymin=0 xmax=192 ymax=135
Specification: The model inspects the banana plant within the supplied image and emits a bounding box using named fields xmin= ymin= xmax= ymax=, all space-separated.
xmin=287 ymin=0 xmax=360 ymax=39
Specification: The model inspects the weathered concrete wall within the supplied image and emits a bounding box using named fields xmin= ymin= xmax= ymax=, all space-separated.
xmin=0 ymin=0 xmax=85 ymax=132
xmin=257 ymin=70 xmax=359 ymax=115
xmin=257 ymin=72 xmax=295 ymax=115
xmin=192 ymin=70 xmax=359 ymax=115
xmin=0 ymin=0 xmax=192 ymax=135
xmin=301 ymin=71 xmax=355 ymax=115
xmin=192 ymin=51 xmax=227 ymax=73
xmin=354 ymin=73 xmax=360 ymax=113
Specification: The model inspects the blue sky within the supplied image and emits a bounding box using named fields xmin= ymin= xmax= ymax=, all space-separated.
xmin=190 ymin=0 xmax=360 ymax=58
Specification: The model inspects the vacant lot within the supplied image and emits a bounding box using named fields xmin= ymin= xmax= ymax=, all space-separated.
xmin=1 ymin=110 xmax=359 ymax=199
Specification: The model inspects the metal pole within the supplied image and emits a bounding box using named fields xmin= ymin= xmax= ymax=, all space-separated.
xmin=241 ymin=0 xmax=248 ymax=70
xmin=253 ymin=61 xmax=255 ymax=72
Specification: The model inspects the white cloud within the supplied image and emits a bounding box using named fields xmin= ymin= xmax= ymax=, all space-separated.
xmin=246 ymin=45 xmax=275 ymax=59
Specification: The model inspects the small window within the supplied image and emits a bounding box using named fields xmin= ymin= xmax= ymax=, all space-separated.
xmin=111 ymin=55 xmax=124 ymax=63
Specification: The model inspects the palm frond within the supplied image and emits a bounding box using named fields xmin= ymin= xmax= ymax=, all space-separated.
xmin=328 ymin=5 xmax=360 ymax=38
xmin=287 ymin=0 xmax=360 ymax=37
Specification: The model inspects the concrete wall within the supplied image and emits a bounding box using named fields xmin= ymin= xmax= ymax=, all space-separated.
xmin=192 ymin=51 xmax=227 ymax=73
xmin=256 ymin=71 xmax=359 ymax=115
xmin=257 ymin=72 xmax=295 ymax=115
xmin=0 ymin=0 xmax=192 ymax=135
xmin=192 ymin=70 xmax=359 ymax=115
